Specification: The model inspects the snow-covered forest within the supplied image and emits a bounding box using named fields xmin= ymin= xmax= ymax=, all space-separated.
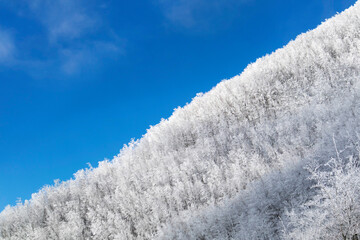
xmin=2 ymin=1 xmax=360 ymax=239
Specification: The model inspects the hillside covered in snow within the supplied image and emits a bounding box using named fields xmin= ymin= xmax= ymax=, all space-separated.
xmin=2 ymin=1 xmax=360 ymax=240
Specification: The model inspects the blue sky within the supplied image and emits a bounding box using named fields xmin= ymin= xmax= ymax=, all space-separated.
xmin=0 ymin=0 xmax=355 ymax=210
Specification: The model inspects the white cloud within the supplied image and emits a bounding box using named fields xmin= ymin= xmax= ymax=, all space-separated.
xmin=157 ymin=0 xmax=248 ymax=30
xmin=49 ymin=13 xmax=95 ymax=43
xmin=159 ymin=0 xmax=200 ymax=28
xmin=60 ymin=39 xmax=126 ymax=75
xmin=60 ymin=48 xmax=91 ymax=75
xmin=27 ymin=0 xmax=97 ymax=43
xmin=0 ymin=0 xmax=126 ymax=77
xmin=0 ymin=29 xmax=15 ymax=64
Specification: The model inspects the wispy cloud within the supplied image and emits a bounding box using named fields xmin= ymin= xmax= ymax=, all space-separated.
xmin=60 ymin=39 xmax=126 ymax=75
xmin=157 ymin=0 xmax=249 ymax=30
xmin=0 ymin=29 xmax=15 ymax=64
xmin=158 ymin=0 xmax=201 ymax=28
xmin=27 ymin=0 xmax=97 ymax=43
xmin=0 ymin=0 xmax=125 ymax=77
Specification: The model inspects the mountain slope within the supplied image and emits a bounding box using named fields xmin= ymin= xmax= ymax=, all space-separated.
xmin=2 ymin=1 xmax=360 ymax=239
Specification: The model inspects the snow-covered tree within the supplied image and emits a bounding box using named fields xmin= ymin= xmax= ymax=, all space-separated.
xmin=286 ymin=149 xmax=360 ymax=240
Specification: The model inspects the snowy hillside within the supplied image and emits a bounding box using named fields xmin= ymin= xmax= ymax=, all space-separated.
xmin=2 ymin=1 xmax=360 ymax=239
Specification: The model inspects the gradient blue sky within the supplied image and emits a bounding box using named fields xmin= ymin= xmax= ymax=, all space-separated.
xmin=0 ymin=0 xmax=355 ymax=210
